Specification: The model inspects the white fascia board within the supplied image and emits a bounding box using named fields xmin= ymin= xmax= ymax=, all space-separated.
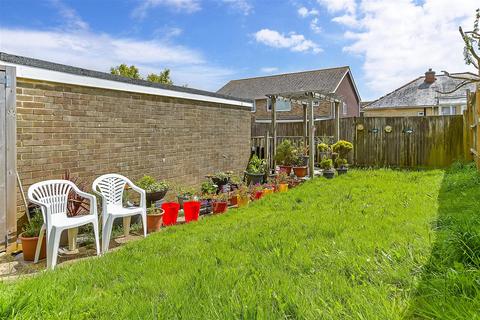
xmin=255 ymin=117 xmax=332 ymax=123
xmin=1 ymin=62 xmax=253 ymax=108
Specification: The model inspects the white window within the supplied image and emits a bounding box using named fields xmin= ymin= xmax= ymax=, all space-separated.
xmin=417 ymin=111 xmax=425 ymax=116
xmin=252 ymin=100 xmax=256 ymax=113
xmin=342 ymin=102 xmax=347 ymax=115
xmin=313 ymin=101 xmax=320 ymax=107
xmin=267 ymin=97 xmax=291 ymax=112
xmin=440 ymin=106 xmax=456 ymax=115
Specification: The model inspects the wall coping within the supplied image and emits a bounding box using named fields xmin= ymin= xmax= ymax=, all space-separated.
xmin=0 ymin=52 xmax=253 ymax=109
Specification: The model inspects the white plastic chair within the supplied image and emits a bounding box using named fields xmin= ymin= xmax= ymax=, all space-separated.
xmin=92 ymin=174 xmax=147 ymax=253
xmin=27 ymin=180 xmax=100 ymax=270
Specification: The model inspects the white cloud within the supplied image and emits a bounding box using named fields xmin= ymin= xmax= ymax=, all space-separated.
xmin=298 ymin=7 xmax=319 ymax=18
xmin=316 ymin=0 xmax=478 ymax=98
xmin=50 ymin=0 xmax=89 ymax=31
xmin=254 ymin=29 xmax=322 ymax=54
xmin=310 ymin=18 xmax=322 ymax=33
xmin=133 ymin=0 xmax=201 ymax=18
xmin=317 ymin=0 xmax=356 ymax=14
xmin=260 ymin=67 xmax=279 ymax=73
xmin=222 ymin=0 xmax=253 ymax=15
xmin=0 ymin=28 xmax=235 ymax=90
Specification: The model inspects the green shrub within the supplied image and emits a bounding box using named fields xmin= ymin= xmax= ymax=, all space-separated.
xmin=21 ymin=210 xmax=44 ymax=238
xmin=246 ymin=155 xmax=267 ymax=174
xmin=332 ymin=140 xmax=353 ymax=158
xmin=319 ymin=157 xmax=333 ymax=170
xmin=275 ymin=140 xmax=295 ymax=166
xmin=136 ymin=175 xmax=169 ymax=193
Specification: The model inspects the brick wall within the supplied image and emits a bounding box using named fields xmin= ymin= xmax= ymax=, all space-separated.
xmin=15 ymin=78 xmax=251 ymax=217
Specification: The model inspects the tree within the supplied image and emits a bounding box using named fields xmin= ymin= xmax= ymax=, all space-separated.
xmin=110 ymin=64 xmax=141 ymax=79
xmin=440 ymin=9 xmax=480 ymax=94
xmin=146 ymin=69 xmax=173 ymax=85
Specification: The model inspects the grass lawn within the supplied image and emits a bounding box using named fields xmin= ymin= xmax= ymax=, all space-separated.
xmin=0 ymin=166 xmax=479 ymax=319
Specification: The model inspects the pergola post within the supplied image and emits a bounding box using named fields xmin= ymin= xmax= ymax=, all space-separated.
xmin=271 ymin=96 xmax=277 ymax=172
xmin=334 ymin=101 xmax=341 ymax=141
xmin=303 ymin=103 xmax=308 ymax=146
xmin=308 ymin=98 xmax=315 ymax=178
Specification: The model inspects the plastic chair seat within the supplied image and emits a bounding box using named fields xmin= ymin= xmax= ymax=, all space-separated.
xmin=106 ymin=205 xmax=144 ymax=217
xmin=50 ymin=214 xmax=97 ymax=230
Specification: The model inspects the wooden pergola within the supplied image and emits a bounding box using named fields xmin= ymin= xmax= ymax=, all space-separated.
xmin=265 ymin=90 xmax=343 ymax=178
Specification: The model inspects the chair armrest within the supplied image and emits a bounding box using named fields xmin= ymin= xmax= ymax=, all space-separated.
xmin=71 ymin=185 xmax=98 ymax=216
xmin=126 ymin=181 xmax=146 ymax=209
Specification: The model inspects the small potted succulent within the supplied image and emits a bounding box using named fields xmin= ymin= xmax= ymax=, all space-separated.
xmin=212 ymin=192 xmax=229 ymax=214
xmin=332 ymin=140 xmax=353 ymax=174
xmin=136 ymin=175 xmax=169 ymax=206
xmin=320 ymin=157 xmax=335 ymax=179
xmin=317 ymin=143 xmax=331 ymax=161
xmin=274 ymin=140 xmax=295 ymax=174
xmin=245 ymin=155 xmax=267 ymax=185
xmin=19 ymin=210 xmax=46 ymax=261
xmin=292 ymin=150 xmax=308 ymax=178
xmin=146 ymin=204 xmax=164 ymax=233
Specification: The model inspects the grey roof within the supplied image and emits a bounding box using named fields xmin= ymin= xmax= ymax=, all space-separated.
xmin=0 ymin=52 xmax=252 ymax=103
xmin=365 ymin=73 xmax=477 ymax=109
xmin=217 ymin=67 xmax=350 ymax=100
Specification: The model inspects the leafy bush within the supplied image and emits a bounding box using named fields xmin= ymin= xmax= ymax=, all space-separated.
xmin=317 ymin=143 xmax=330 ymax=152
xmin=246 ymin=155 xmax=267 ymax=174
xmin=136 ymin=175 xmax=169 ymax=193
xmin=332 ymin=140 xmax=353 ymax=158
xmin=319 ymin=157 xmax=333 ymax=170
xmin=201 ymin=180 xmax=217 ymax=195
xmin=21 ymin=210 xmax=44 ymax=238
xmin=335 ymin=158 xmax=348 ymax=168
xmin=275 ymin=140 xmax=295 ymax=166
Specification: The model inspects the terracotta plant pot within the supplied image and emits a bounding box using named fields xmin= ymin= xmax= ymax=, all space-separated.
xmin=293 ymin=166 xmax=308 ymax=178
xmin=20 ymin=233 xmax=46 ymax=261
xmin=229 ymin=195 xmax=238 ymax=206
xmin=278 ymin=165 xmax=292 ymax=175
xmin=161 ymin=202 xmax=180 ymax=226
xmin=237 ymin=195 xmax=249 ymax=207
xmin=212 ymin=201 xmax=228 ymax=214
xmin=184 ymin=201 xmax=201 ymax=222
xmin=278 ymin=183 xmax=288 ymax=192
xmin=147 ymin=209 xmax=164 ymax=233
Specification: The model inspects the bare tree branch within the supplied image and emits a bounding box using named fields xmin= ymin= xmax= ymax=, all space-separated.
xmin=436 ymin=80 xmax=473 ymax=94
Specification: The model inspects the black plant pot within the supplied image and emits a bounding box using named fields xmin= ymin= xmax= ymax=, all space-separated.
xmin=300 ymin=155 xmax=309 ymax=167
xmin=323 ymin=169 xmax=335 ymax=179
xmin=244 ymin=171 xmax=265 ymax=185
xmin=337 ymin=167 xmax=348 ymax=175
xmin=146 ymin=190 xmax=168 ymax=206
xmin=211 ymin=177 xmax=230 ymax=192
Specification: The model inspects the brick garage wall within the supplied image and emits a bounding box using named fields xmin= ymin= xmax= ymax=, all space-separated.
xmin=15 ymin=78 xmax=251 ymax=216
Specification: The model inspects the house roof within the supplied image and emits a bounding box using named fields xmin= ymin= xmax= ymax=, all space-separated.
xmin=217 ymin=66 xmax=351 ymax=100
xmin=0 ymin=52 xmax=253 ymax=106
xmin=365 ymin=73 xmax=477 ymax=110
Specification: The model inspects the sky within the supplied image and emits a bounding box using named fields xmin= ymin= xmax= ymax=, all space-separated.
xmin=0 ymin=0 xmax=478 ymax=100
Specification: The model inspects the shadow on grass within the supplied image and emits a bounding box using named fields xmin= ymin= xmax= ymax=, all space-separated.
xmin=406 ymin=163 xmax=480 ymax=319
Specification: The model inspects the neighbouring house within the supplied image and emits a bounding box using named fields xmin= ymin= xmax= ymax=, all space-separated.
xmin=217 ymin=67 xmax=361 ymax=124
xmin=363 ymin=69 xmax=477 ymax=117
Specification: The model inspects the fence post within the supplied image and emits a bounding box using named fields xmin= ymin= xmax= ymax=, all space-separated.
xmin=477 ymin=89 xmax=480 ymax=169
xmin=265 ymin=130 xmax=270 ymax=173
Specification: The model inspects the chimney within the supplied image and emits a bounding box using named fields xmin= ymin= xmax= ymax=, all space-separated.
xmin=424 ymin=68 xmax=436 ymax=84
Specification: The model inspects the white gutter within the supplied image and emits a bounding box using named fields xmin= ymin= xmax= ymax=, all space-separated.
xmin=0 ymin=61 xmax=253 ymax=108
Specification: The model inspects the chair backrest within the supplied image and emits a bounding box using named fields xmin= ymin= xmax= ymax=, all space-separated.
xmin=27 ymin=180 xmax=75 ymax=219
xmin=92 ymin=174 xmax=128 ymax=207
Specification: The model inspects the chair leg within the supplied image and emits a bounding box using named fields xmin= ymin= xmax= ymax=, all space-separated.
xmin=92 ymin=220 xmax=101 ymax=256
xmin=47 ymin=227 xmax=62 ymax=270
xmin=102 ymin=215 xmax=114 ymax=254
xmin=141 ymin=212 xmax=147 ymax=238
xmin=34 ymin=224 xmax=46 ymax=264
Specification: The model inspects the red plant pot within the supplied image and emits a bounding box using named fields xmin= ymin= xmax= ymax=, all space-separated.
xmin=253 ymin=191 xmax=264 ymax=200
xmin=212 ymin=201 xmax=228 ymax=214
xmin=183 ymin=201 xmax=201 ymax=223
xmin=161 ymin=202 xmax=180 ymax=226
xmin=278 ymin=165 xmax=292 ymax=175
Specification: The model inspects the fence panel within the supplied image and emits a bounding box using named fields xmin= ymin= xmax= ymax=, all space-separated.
xmin=251 ymin=115 xmax=465 ymax=168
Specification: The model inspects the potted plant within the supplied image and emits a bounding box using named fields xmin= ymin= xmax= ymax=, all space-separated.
xmin=146 ymin=204 xmax=164 ymax=233
xmin=200 ymin=180 xmax=217 ymax=214
xmin=161 ymin=194 xmax=180 ymax=226
xmin=209 ymin=171 xmax=232 ymax=192
xmin=183 ymin=198 xmax=201 ymax=223
xmin=275 ymin=140 xmax=295 ymax=174
xmin=276 ymin=172 xmax=289 ymax=192
xmin=297 ymin=141 xmax=309 ymax=166
xmin=332 ymin=140 xmax=353 ymax=174
xmin=235 ymin=184 xmax=250 ymax=207
xmin=212 ymin=193 xmax=229 ymax=214
xmin=244 ymin=155 xmax=267 ymax=185
xmin=20 ymin=210 xmax=46 ymax=261
xmin=262 ymin=183 xmax=275 ymax=196
xmin=320 ymin=157 xmax=335 ymax=179
xmin=176 ymin=186 xmax=197 ymax=209
xmin=317 ymin=143 xmax=331 ymax=161
xmin=292 ymin=150 xmax=308 ymax=178
xmin=136 ymin=175 xmax=169 ymax=206
xmin=251 ymin=184 xmax=264 ymax=200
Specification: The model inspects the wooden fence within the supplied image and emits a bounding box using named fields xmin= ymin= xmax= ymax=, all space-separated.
xmin=464 ymin=88 xmax=480 ymax=168
xmin=252 ymin=115 xmax=465 ymax=168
